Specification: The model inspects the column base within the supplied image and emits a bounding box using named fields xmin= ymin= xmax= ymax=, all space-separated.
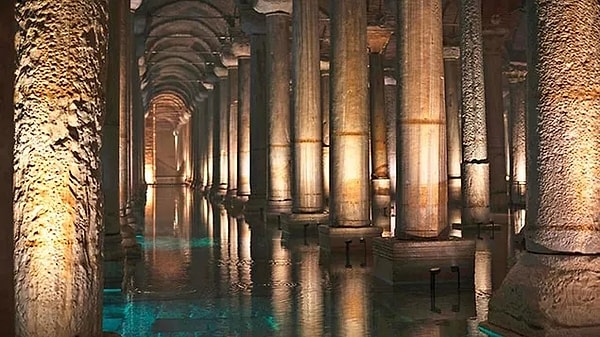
xmin=372 ymin=178 xmax=391 ymax=233
xmin=267 ymin=199 xmax=292 ymax=214
xmin=280 ymin=212 xmax=329 ymax=239
xmin=243 ymin=197 xmax=268 ymax=225
xmin=485 ymin=252 xmax=600 ymax=337
xmin=372 ymin=237 xmax=475 ymax=286
xmin=318 ymin=225 xmax=383 ymax=252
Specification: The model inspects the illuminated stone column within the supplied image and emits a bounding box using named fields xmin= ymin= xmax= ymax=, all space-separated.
xmin=221 ymin=51 xmax=239 ymax=198
xmin=291 ymin=0 xmax=324 ymax=215
xmin=504 ymin=63 xmax=527 ymax=205
xmin=118 ymin=1 xmax=132 ymax=214
xmin=144 ymin=109 xmax=156 ymax=184
xmin=233 ymin=41 xmax=251 ymax=199
xmin=368 ymin=27 xmax=393 ymax=234
xmin=487 ymin=1 xmax=600 ymax=335
xmin=212 ymin=67 xmax=229 ymax=198
xmin=396 ymin=0 xmax=447 ymax=238
xmin=329 ymin=0 xmax=370 ymax=227
xmin=483 ymin=28 xmax=508 ymax=212
xmin=0 ymin=0 xmax=14 ymax=333
xmin=14 ymin=1 xmax=108 ymax=335
xmin=384 ymin=75 xmax=397 ymax=218
xmin=254 ymin=1 xmax=293 ymax=213
xmin=443 ymin=46 xmax=462 ymax=225
xmin=204 ymin=86 xmax=215 ymax=190
xmin=460 ymin=0 xmax=490 ymax=226
xmin=320 ymin=61 xmax=330 ymax=207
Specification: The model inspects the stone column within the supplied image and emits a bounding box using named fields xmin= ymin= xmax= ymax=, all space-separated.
xmin=14 ymin=1 xmax=108 ymax=335
xmin=0 ymin=0 xmax=14 ymax=333
xmin=221 ymin=51 xmax=239 ymax=198
xmin=504 ymin=63 xmax=527 ymax=206
xmin=460 ymin=0 xmax=490 ymax=226
xmin=291 ymin=0 xmax=324 ymax=215
xmin=384 ymin=75 xmax=397 ymax=216
xmin=233 ymin=42 xmax=252 ymax=199
xmin=396 ymin=0 xmax=447 ymax=238
xmin=204 ymin=85 xmax=215 ymax=191
xmin=487 ymin=1 xmax=600 ymax=335
xmin=118 ymin=1 xmax=131 ymax=214
xmin=443 ymin=46 xmax=462 ymax=225
xmin=320 ymin=61 xmax=330 ymax=207
xmin=329 ymin=0 xmax=370 ymax=227
xmin=368 ymin=27 xmax=393 ymax=234
xmin=212 ymin=67 xmax=229 ymax=198
xmin=483 ymin=28 xmax=508 ymax=212
xmin=144 ymin=108 xmax=156 ymax=184
xmin=254 ymin=1 xmax=293 ymax=213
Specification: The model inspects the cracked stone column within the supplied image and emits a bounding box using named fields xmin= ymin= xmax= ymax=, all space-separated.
xmin=329 ymin=0 xmax=370 ymax=228
xmin=443 ymin=46 xmax=462 ymax=225
xmin=504 ymin=63 xmax=527 ymax=206
xmin=320 ymin=61 xmax=330 ymax=207
xmin=396 ymin=0 xmax=447 ymax=238
xmin=0 ymin=0 xmax=14 ymax=333
xmin=221 ymin=51 xmax=239 ymax=199
xmin=212 ymin=67 xmax=229 ymax=198
xmin=368 ymin=27 xmax=393 ymax=234
xmin=486 ymin=1 xmax=600 ymax=335
xmin=483 ymin=27 xmax=508 ymax=212
xmin=254 ymin=1 xmax=293 ymax=213
xmin=14 ymin=1 xmax=108 ymax=336
xmin=233 ymin=41 xmax=252 ymax=200
xmin=291 ymin=0 xmax=324 ymax=216
xmin=460 ymin=0 xmax=490 ymax=226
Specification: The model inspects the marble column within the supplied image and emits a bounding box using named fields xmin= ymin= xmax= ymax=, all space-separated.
xmin=384 ymin=75 xmax=397 ymax=219
xmin=368 ymin=27 xmax=393 ymax=234
xmin=483 ymin=28 xmax=508 ymax=212
xmin=254 ymin=2 xmax=293 ymax=213
xmin=292 ymin=0 xmax=324 ymax=215
xmin=204 ymin=85 xmax=215 ymax=191
xmin=233 ymin=41 xmax=252 ymax=199
xmin=14 ymin=0 xmax=108 ymax=335
xmin=221 ymin=51 xmax=239 ymax=199
xmin=504 ymin=63 xmax=527 ymax=206
xmin=0 ymin=0 xmax=14 ymax=333
xmin=460 ymin=0 xmax=490 ymax=226
xmin=320 ymin=61 xmax=330 ymax=208
xmin=329 ymin=0 xmax=370 ymax=227
xmin=443 ymin=46 xmax=462 ymax=225
xmin=396 ymin=0 xmax=447 ymax=238
xmin=212 ymin=67 xmax=229 ymax=198
xmin=487 ymin=1 xmax=600 ymax=335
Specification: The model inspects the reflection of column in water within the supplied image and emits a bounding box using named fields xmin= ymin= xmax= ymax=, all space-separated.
xmin=181 ymin=188 xmax=192 ymax=264
xmin=337 ymin=268 xmax=369 ymax=337
xmin=507 ymin=208 xmax=526 ymax=268
xmin=298 ymin=245 xmax=323 ymax=337
xmin=238 ymin=218 xmax=252 ymax=330
xmin=470 ymin=248 xmax=492 ymax=334
xmin=144 ymin=186 xmax=155 ymax=262
xmin=271 ymin=229 xmax=291 ymax=333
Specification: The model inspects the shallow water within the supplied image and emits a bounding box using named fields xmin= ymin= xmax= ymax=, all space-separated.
xmin=103 ymin=185 xmax=520 ymax=337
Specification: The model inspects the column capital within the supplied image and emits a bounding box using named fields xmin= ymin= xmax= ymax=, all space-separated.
xmin=220 ymin=49 xmax=238 ymax=68
xmin=320 ymin=60 xmax=329 ymax=73
xmin=443 ymin=46 xmax=460 ymax=60
xmin=239 ymin=7 xmax=267 ymax=35
xmin=213 ymin=66 xmax=229 ymax=78
xmin=503 ymin=62 xmax=527 ymax=83
xmin=231 ymin=38 xmax=251 ymax=58
xmin=252 ymin=0 xmax=292 ymax=15
xmin=367 ymin=26 xmax=393 ymax=54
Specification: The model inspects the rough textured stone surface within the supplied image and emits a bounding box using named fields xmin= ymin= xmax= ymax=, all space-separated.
xmin=526 ymin=0 xmax=600 ymax=254
xmin=488 ymin=253 xmax=600 ymax=337
xmin=396 ymin=0 xmax=447 ymax=237
xmin=460 ymin=0 xmax=490 ymax=225
xmin=330 ymin=0 xmax=370 ymax=226
xmin=0 ymin=0 xmax=15 ymax=334
xmin=14 ymin=1 xmax=108 ymax=336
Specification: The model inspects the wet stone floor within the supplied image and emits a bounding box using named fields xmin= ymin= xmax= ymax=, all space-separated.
xmin=103 ymin=185 xmax=523 ymax=337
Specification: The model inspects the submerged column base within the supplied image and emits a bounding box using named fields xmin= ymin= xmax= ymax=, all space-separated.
xmin=318 ymin=224 xmax=382 ymax=252
xmin=372 ymin=178 xmax=391 ymax=234
xmin=483 ymin=252 xmax=600 ymax=337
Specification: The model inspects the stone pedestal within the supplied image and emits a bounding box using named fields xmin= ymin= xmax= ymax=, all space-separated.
xmin=373 ymin=237 xmax=475 ymax=286
xmin=281 ymin=212 xmax=329 ymax=237
xmin=318 ymin=225 xmax=383 ymax=252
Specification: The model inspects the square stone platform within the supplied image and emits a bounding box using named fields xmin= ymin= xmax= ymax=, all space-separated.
xmin=280 ymin=212 xmax=329 ymax=235
xmin=318 ymin=225 xmax=383 ymax=252
xmin=373 ymin=237 xmax=475 ymax=286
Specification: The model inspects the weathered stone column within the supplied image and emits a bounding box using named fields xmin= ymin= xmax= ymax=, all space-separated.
xmin=118 ymin=1 xmax=132 ymax=214
xmin=144 ymin=108 xmax=156 ymax=184
xmin=460 ymin=0 xmax=490 ymax=226
xmin=504 ymin=63 xmax=527 ymax=206
xmin=233 ymin=41 xmax=252 ymax=199
xmin=14 ymin=1 xmax=108 ymax=335
xmin=443 ymin=46 xmax=462 ymax=225
xmin=329 ymin=0 xmax=369 ymax=227
xmin=204 ymin=85 xmax=215 ymax=190
xmin=483 ymin=28 xmax=508 ymax=212
xmin=0 ymin=0 xmax=14 ymax=333
xmin=254 ymin=1 xmax=293 ymax=213
xmin=368 ymin=27 xmax=393 ymax=234
xmin=221 ymin=51 xmax=239 ymax=198
xmin=396 ymin=0 xmax=447 ymax=238
xmin=291 ymin=0 xmax=324 ymax=216
xmin=384 ymin=74 xmax=397 ymax=218
xmin=320 ymin=61 xmax=330 ymax=207
xmin=486 ymin=1 xmax=600 ymax=335
xmin=212 ymin=67 xmax=229 ymax=198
